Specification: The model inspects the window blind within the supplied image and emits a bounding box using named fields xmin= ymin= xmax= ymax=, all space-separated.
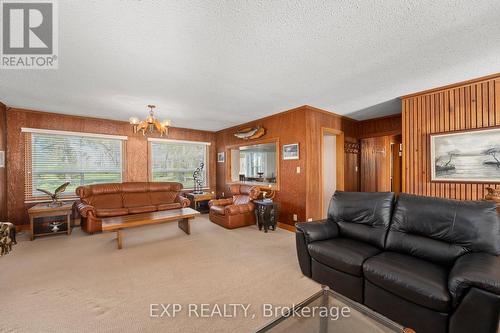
xmin=25 ymin=132 xmax=124 ymax=200
xmin=150 ymin=140 xmax=208 ymax=189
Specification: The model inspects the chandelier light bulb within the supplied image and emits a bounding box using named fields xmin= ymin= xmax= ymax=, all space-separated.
xmin=129 ymin=116 xmax=140 ymax=125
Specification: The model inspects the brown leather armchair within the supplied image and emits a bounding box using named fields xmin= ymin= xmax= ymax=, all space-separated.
xmin=76 ymin=182 xmax=190 ymax=234
xmin=208 ymin=184 xmax=260 ymax=229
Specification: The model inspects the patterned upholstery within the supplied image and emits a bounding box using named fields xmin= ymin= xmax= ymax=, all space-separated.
xmin=0 ymin=222 xmax=16 ymax=256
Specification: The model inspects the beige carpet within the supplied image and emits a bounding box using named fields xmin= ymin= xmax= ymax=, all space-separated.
xmin=0 ymin=216 xmax=321 ymax=332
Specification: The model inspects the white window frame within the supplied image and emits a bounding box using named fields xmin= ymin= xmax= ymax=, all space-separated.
xmin=148 ymin=138 xmax=210 ymax=190
xmin=23 ymin=128 xmax=127 ymax=202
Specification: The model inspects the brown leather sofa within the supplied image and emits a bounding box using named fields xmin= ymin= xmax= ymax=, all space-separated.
xmin=208 ymin=184 xmax=260 ymax=229
xmin=76 ymin=182 xmax=190 ymax=233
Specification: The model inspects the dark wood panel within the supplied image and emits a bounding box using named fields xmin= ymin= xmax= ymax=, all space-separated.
xmin=6 ymin=108 xmax=216 ymax=226
xmin=0 ymin=102 xmax=6 ymax=220
xmin=357 ymin=113 xmax=402 ymax=138
xmin=344 ymin=137 xmax=360 ymax=192
xmin=360 ymin=136 xmax=391 ymax=192
xmin=402 ymin=74 xmax=500 ymax=200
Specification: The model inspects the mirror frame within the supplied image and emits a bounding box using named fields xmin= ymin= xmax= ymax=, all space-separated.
xmin=225 ymin=138 xmax=280 ymax=191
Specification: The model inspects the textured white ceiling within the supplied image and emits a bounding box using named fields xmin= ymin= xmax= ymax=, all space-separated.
xmin=1 ymin=0 xmax=500 ymax=131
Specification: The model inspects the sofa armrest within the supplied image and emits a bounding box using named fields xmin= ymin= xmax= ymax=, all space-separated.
xmin=175 ymin=195 xmax=190 ymax=208
xmin=295 ymin=220 xmax=339 ymax=278
xmin=209 ymin=198 xmax=233 ymax=207
xmin=75 ymin=201 xmax=96 ymax=218
xmin=449 ymin=252 xmax=500 ymax=306
xmin=225 ymin=203 xmax=254 ymax=215
xmin=295 ymin=220 xmax=339 ymax=244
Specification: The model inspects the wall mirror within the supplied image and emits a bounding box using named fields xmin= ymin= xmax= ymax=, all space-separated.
xmin=229 ymin=142 xmax=278 ymax=186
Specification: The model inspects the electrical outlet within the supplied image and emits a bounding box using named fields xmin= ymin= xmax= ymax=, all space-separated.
xmin=307 ymin=218 xmax=313 ymax=222
xmin=293 ymin=214 xmax=298 ymax=221
xmin=296 ymin=166 xmax=300 ymax=173
xmin=222 ymin=192 xmax=225 ymax=197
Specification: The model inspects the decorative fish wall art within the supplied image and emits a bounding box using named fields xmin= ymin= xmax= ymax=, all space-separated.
xmin=233 ymin=126 xmax=266 ymax=140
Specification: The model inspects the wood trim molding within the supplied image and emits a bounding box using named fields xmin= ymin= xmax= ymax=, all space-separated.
xmin=224 ymin=137 xmax=281 ymax=191
xmin=21 ymin=127 xmax=128 ymax=140
xmin=215 ymin=105 xmax=356 ymax=134
xmin=401 ymin=73 xmax=500 ymax=99
xmin=277 ymin=222 xmax=295 ymax=232
xmin=147 ymin=137 xmax=212 ymax=145
xmin=319 ymin=127 xmax=345 ymax=218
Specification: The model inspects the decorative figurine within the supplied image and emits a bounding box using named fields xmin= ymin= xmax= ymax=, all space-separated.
xmin=192 ymin=162 xmax=205 ymax=194
xmin=36 ymin=182 xmax=70 ymax=207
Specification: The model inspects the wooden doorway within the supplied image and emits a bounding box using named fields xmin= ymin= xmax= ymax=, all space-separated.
xmin=320 ymin=128 xmax=344 ymax=218
xmin=390 ymin=139 xmax=402 ymax=194
xmin=360 ymin=134 xmax=401 ymax=193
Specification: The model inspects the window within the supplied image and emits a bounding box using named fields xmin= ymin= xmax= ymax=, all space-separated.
xmin=24 ymin=129 xmax=125 ymax=200
xmin=150 ymin=139 xmax=209 ymax=189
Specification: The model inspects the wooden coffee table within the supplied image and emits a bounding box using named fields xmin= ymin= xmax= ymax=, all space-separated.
xmin=101 ymin=208 xmax=200 ymax=249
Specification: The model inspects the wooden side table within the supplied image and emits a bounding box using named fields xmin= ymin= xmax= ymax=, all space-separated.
xmin=185 ymin=192 xmax=215 ymax=214
xmin=28 ymin=202 xmax=73 ymax=240
xmin=254 ymin=200 xmax=279 ymax=233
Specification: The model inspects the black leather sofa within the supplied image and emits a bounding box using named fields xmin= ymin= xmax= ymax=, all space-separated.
xmin=296 ymin=192 xmax=500 ymax=333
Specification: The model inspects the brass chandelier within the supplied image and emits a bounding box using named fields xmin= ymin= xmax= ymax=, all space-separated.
xmin=129 ymin=105 xmax=171 ymax=136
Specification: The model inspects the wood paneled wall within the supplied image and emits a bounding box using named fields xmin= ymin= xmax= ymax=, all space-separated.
xmin=402 ymin=74 xmax=500 ymax=200
xmin=304 ymin=107 xmax=357 ymax=220
xmin=344 ymin=137 xmax=360 ymax=192
xmin=215 ymin=106 xmax=308 ymax=225
xmin=3 ymin=104 xmax=403 ymax=227
xmin=357 ymin=114 xmax=402 ymax=138
xmin=356 ymin=114 xmax=402 ymax=193
xmin=6 ymin=108 xmax=216 ymax=226
xmin=360 ymin=135 xmax=401 ymax=192
xmin=215 ymin=105 xmax=358 ymax=225
xmin=0 ymin=102 xmax=7 ymax=220
xmin=360 ymin=136 xmax=391 ymax=192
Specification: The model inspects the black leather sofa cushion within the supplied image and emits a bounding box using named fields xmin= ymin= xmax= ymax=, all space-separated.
xmin=363 ymin=252 xmax=451 ymax=312
xmin=328 ymin=191 xmax=395 ymax=248
xmin=387 ymin=193 xmax=500 ymax=266
xmin=308 ymin=238 xmax=381 ymax=276
xmin=296 ymin=220 xmax=339 ymax=244
xmin=449 ymin=252 xmax=500 ymax=306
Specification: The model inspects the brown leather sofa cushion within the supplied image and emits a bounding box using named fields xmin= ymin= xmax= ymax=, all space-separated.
xmin=122 ymin=182 xmax=148 ymax=193
xmin=128 ymin=205 xmax=157 ymax=214
xmin=150 ymin=191 xmax=178 ymax=205
xmin=95 ymin=208 xmax=129 ymax=217
xmin=79 ymin=183 xmax=122 ymax=196
xmin=233 ymin=195 xmax=250 ymax=205
xmin=210 ymin=205 xmax=226 ymax=215
xmin=157 ymin=203 xmax=181 ymax=211
xmin=149 ymin=182 xmax=182 ymax=192
xmin=89 ymin=194 xmax=124 ymax=209
xmin=225 ymin=203 xmax=254 ymax=215
xmin=123 ymin=192 xmax=152 ymax=207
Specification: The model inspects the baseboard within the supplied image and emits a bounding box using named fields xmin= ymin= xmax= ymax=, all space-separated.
xmin=16 ymin=224 xmax=30 ymax=232
xmin=278 ymin=222 xmax=295 ymax=232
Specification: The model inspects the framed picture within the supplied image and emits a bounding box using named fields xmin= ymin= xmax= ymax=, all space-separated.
xmin=217 ymin=152 xmax=225 ymax=163
xmin=430 ymin=127 xmax=500 ymax=182
xmin=283 ymin=143 xmax=299 ymax=160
